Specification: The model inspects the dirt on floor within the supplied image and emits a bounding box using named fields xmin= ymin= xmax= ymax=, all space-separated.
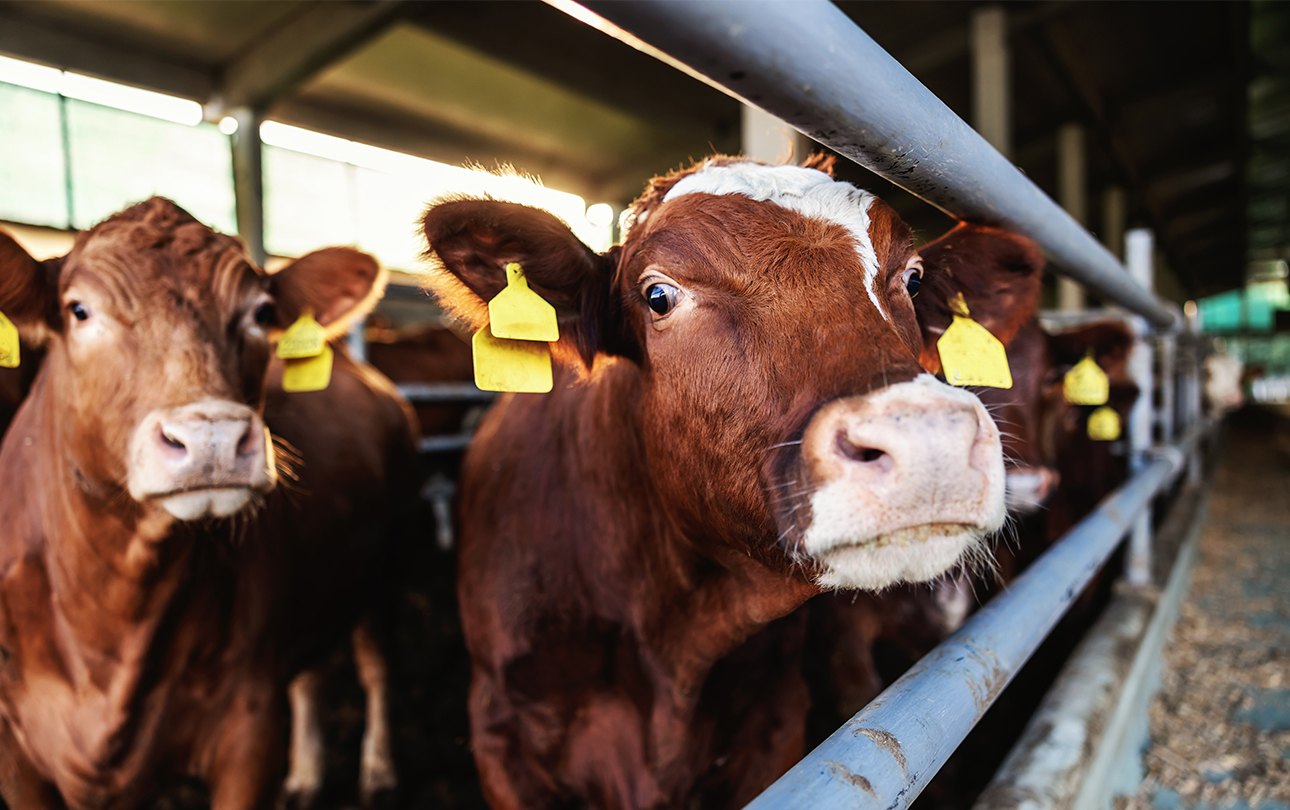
xmin=1119 ymin=408 xmax=1290 ymax=810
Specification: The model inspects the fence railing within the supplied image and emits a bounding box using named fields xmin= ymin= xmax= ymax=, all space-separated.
xmin=547 ymin=2 xmax=1209 ymax=807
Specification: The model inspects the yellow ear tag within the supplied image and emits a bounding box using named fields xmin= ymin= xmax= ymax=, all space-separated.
xmin=488 ymin=263 xmax=559 ymax=342
xmin=277 ymin=310 xmax=326 ymax=360
xmin=0 ymin=310 xmax=18 ymax=368
xmin=281 ymin=344 xmax=334 ymax=393
xmin=472 ymin=325 xmax=553 ymax=393
xmin=1087 ymin=405 xmax=1121 ymax=441
xmin=936 ymin=293 xmax=1012 ymax=389
xmin=1064 ymin=353 xmax=1110 ymax=405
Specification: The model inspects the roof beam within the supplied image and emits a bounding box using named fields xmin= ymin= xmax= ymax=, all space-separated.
xmin=213 ymin=0 xmax=409 ymax=114
xmin=0 ymin=7 xmax=212 ymax=99
xmin=1039 ymin=21 xmax=1204 ymax=294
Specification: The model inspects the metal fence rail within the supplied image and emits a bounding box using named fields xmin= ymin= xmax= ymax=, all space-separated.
xmin=557 ymin=0 xmax=1175 ymax=328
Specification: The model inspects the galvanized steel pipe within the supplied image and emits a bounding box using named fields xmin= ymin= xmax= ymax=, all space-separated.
xmin=560 ymin=0 xmax=1177 ymax=328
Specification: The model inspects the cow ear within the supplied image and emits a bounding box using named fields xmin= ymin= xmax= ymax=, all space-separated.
xmin=913 ymin=223 xmax=1045 ymax=373
xmin=1047 ymin=321 xmax=1135 ymax=376
xmin=421 ymin=198 xmax=613 ymax=369
xmin=269 ymin=247 xmax=387 ymax=341
xmin=0 ymin=229 xmax=59 ymax=344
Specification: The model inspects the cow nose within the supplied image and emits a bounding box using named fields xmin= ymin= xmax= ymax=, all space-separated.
xmin=794 ymin=374 xmax=1006 ymax=591
xmin=820 ymin=393 xmax=990 ymax=493
xmin=156 ymin=415 xmax=261 ymax=476
xmin=128 ymin=399 xmax=277 ymax=520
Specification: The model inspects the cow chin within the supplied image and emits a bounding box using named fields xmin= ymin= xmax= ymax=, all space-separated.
xmin=813 ymin=526 xmax=982 ymax=591
xmin=154 ymin=488 xmax=258 ymax=521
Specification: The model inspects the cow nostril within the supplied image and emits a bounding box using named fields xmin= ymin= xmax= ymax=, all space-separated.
xmin=836 ymin=432 xmax=886 ymax=464
xmin=235 ymin=424 xmax=258 ymax=458
xmin=160 ymin=429 xmax=186 ymax=451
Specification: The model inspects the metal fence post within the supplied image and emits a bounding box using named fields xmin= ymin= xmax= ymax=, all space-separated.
xmin=1159 ymin=333 xmax=1176 ymax=444
xmin=1185 ymin=302 xmax=1204 ymax=486
xmin=1124 ymin=229 xmax=1155 ymax=585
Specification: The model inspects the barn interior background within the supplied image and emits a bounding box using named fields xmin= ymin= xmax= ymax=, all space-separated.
xmin=0 ymin=1 xmax=1287 ymax=809
xmin=1 ymin=0 xmax=1287 ymax=354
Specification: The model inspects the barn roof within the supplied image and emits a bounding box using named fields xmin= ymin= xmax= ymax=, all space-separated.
xmin=0 ymin=0 xmax=1280 ymax=299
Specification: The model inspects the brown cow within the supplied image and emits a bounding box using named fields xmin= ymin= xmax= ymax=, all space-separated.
xmin=0 ymin=200 xmax=418 ymax=810
xmin=420 ymin=156 xmax=1044 ymax=809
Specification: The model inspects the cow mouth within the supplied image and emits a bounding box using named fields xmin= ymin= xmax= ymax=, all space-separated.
xmin=149 ymin=486 xmax=261 ymax=521
xmin=812 ymin=523 xmax=983 ymax=591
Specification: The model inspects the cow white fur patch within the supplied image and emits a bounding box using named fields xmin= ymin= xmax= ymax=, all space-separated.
xmin=664 ymin=163 xmax=887 ymax=319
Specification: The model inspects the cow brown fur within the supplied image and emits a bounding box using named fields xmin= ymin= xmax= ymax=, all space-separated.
xmin=0 ymin=199 xmax=419 ymax=810
xmin=421 ymin=157 xmax=1044 ymax=809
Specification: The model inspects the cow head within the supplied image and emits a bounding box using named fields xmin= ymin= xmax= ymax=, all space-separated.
xmin=0 ymin=198 xmax=383 ymax=523
xmin=422 ymin=157 xmax=1043 ymax=590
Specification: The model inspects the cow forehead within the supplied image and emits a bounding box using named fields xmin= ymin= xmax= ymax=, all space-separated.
xmin=66 ymin=227 xmax=262 ymax=312
xmin=662 ymin=163 xmax=887 ymax=319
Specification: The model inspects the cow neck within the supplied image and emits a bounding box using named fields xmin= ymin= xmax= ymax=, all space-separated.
xmin=5 ymin=370 xmax=216 ymax=689
xmin=575 ymin=362 xmax=818 ymax=704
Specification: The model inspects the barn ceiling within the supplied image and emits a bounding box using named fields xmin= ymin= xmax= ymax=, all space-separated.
xmin=0 ymin=0 xmax=1271 ymax=299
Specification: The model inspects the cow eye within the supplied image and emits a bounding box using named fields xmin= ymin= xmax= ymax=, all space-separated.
xmin=646 ymin=283 xmax=681 ymax=317
xmin=253 ymin=302 xmax=276 ymax=327
xmin=68 ymin=301 xmax=91 ymax=322
xmin=903 ymin=257 xmax=924 ymax=299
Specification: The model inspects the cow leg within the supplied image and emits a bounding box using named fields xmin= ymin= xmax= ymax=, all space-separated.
xmin=208 ymin=683 xmax=286 ymax=810
xmin=352 ymin=617 xmax=397 ymax=807
xmin=281 ymin=669 xmax=326 ymax=810
xmin=0 ymin=721 xmax=64 ymax=810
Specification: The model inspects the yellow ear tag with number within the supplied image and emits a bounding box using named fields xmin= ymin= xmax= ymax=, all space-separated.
xmin=472 ymin=324 xmax=553 ymax=393
xmin=936 ymin=293 xmax=1012 ymax=388
xmin=277 ymin=310 xmax=332 ymax=392
xmin=1064 ymin=353 xmax=1109 ymax=405
xmin=1087 ymin=405 xmax=1121 ymax=441
xmin=488 ymin=263 xmax=559 ymax=342
xmin=0 ymin=310 xmax=18 ymax=368
xmin=277 ymin=310 xmax=327 ymax=360
xmin=282 ymin=345 xmax=334 ymax=393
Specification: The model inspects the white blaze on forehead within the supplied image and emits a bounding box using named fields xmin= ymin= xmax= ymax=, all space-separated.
xmin=663 ymin=163 xmax=887 ymax=319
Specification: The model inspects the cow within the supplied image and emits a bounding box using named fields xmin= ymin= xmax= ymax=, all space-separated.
xmin=419 ymin=155 xmax=1044 ymax=809
xmin=1204 ymin=349 xmax=1244 ymax=414
xmin=0 ymin=199 xmax=419 ymax=810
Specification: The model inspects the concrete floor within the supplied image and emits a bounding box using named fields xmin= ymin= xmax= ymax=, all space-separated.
xmin=1121 ymin=409 xmax=1290 ymax=810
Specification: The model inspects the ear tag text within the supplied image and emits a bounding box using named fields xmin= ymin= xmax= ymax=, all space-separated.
xmin=0 ymin=310 xmax=18 ymax=368
xmin=473 ymin=325 xmax=552 ymax=393
xmin=937 ymin=293 xmax=1012 ymax=389
xmin=1087 ymin=405 xmax=1121 ymax=441
xmin=282 ymin=344 xmax=334 ymax=393
xmin=1064 ymin=353 xmax=1109 ymax=405
xmin=277 ymin=310 xmax=327 ymax=360
xmin=488 ymin=263 xmax=559 ymax=342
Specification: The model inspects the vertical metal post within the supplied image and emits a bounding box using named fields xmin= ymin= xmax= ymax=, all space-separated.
xmin=1057 ymin=123 xmax=1086 ymax=311
xmin=1185 ymin=301 xmax=1204 ymax=485
xmin=741 ymin=104 xmax=809 ymax=163
xmin=230 ymin=106 xmax=267 ymax=267
xmin=1159 ymin=334 xmax=1176 ymax=443
xmin=1125 ymin=228 xmax=1155 ymax=585
xmin=348 ymin=321 xmax=368 ymax=362
xmin=971 ymin=5 xmax=1011 ymax=159
xmin=1101 ymin=185 xmax=1126 ymax=261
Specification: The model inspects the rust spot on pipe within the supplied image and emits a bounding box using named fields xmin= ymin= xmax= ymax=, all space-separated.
xmin=854 ymin=728 xmax=906 ymax=771
xmin=826 ymin=760 xmax=875 ymax=796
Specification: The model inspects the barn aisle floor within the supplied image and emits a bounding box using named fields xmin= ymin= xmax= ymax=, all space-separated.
xmin=1121 ymin=409 xmax=1290 ymax=810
